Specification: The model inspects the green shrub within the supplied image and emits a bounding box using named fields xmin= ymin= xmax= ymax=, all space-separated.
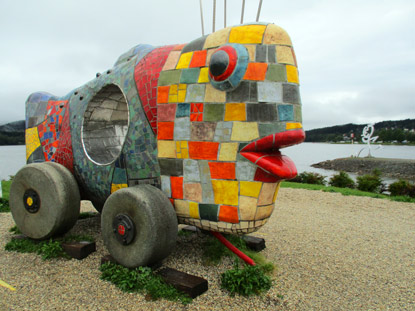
xmin=5 ymin=238 xmax=39 ymax=253
xmin=5 ymin=234 xmax=95 ymax=260
xmin=100 ymin=262 xmax=191 ymax=304
xmin=389 ymin=180 xmax=415 ymax=198
xmin=9 ymin=225 xmax=22 ymax=234
xmin=221 ymin=262 xmax=272 ymax=296
xmin=356 ymin=169 xmax=384 ymax=193
xmin=329 ymin=171 xmax=355 ymax=188
xmin=291 ymin=172 xmax=326 ymax=185
xmin=0 ymin=198 xmax=10 ymax=213
xmin=39 ymin=240 xmax=68 ymax=260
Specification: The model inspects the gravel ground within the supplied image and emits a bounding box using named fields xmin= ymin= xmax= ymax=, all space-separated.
xmin=1 ymin=188 xmax=415 ymax=311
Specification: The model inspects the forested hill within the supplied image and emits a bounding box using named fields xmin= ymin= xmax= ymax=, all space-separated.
xmin=0 ymin=120 xmax=25 ymax=145
xmin=305 ymin=119 xmax=415 ymax=143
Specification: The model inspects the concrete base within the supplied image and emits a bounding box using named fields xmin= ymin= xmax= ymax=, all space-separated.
xmin=61 ymin=241 xmax=96 ymax=260
xmin=243 ymin=235 xmax=266 ymax=251
xmin=157 ymin=267 xmax=208 ymax=298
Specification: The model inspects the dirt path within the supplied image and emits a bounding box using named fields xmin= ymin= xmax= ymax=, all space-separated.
xmin=1 ymin=188 xmax=414 ymax=310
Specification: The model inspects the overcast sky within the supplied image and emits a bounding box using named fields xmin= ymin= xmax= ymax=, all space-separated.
xmin=0 ymin=0 xmax=414 ymax=130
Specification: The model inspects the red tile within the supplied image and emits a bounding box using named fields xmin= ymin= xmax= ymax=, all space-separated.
xmin=189 ymin=50 xmax=207 ymax=68
xmin=157 ymin=122 xmax=174 ymax=140
xmin=243 ymin=62 xmax=268 ymax=81
xmin=208 ymin=162 xmax=236 ymax=180
xmin=157 ymin=86 xmax=170 ymax=104
xmin=171 ymin=176 xmax=183 ymax=199
xmin=219 ymin=205 xmax=239 ymax=223
xmin=188 ymin=142 xmax=219 ymax=160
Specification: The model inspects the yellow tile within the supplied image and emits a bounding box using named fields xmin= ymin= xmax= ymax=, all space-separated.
xmin=263 ymin=24 xmax=292 ymax=45
xmin=286 ymin=122 xmax=302 ymax=130
xmin=179 ymin=84 xmax=186 ymax=90
xmin=255 ymin=204 xmax=275 ymax=220
xmin=218 ymin=143 xmax=238 ymax=161
xmin=229 ymin=25 xmax=267 ymax=44
xmin=178 ymin=89 xmax=186 ymax=102
xmin=258 ymin=183 xmax=278 ymax=205
xmin=176 ymin=52 xmax=193 ymax=69
xmin=189 ymin=202 xmax=199 ymax=219
xmin=158 ymin=140 xmax=177 ymax=158
xmin=174 ymin=200 xmax=190 ymax=217
xmin=239 ymin=196 xmax=257 ymax=220
xmin=25 ymin=127 xmax=41 ymax=160
xmin=176 ymin=141 xmax=189 ymax=159
xmin=276 ymin=46 xmax=295 ymax=65
xmin=273 ymin=182 xmax=281 ymax=203
xmin=111 ymin=183 xmax=128 ymax=193
xmin=231 ymin=122 xmax=259 ymax=141
xmin=286 ymin=65 xmax=299 ymax=84
xmin=204 ymin=27 xmax=232 ymax=49
xmin=198 ymin=67 xmax=210 ymax=83
xmin=168 ymin=95 xmax=178 ymax=103
xmin=169 ymin=84 xmax=178 ymax=95
xmin=244 ymin=45 xmax=256 ymax=61
xmin=224 ymin=103 xmax=246 ymax=121
xmin=204 ymin=84 xmax=226 ymax=102
xmin=211 ymin=180 xmax=238 ymax=205
xmin=240 ymin=181 xmax=262 ymax=198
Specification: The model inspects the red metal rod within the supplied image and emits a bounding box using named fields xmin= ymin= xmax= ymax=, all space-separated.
xmin=211 ymin=231 xmax=256 ymax=266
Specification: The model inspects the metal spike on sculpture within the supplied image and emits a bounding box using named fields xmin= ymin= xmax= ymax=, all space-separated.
xmin=10 ymin=1 xmax=305 ymax=268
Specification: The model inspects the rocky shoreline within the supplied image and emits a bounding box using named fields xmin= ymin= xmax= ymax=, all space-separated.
xmin=312 ymin=157 xmax=415 ymax=180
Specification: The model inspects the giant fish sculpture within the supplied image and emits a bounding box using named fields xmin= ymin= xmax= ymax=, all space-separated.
xmin=10 ymin=22 xmax=305 ymax=267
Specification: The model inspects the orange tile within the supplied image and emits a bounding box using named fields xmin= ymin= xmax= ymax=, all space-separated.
xmin=219 ymin=205 xmax=239 ymax=223
xmin=157 ymin=122 xmax=174 ymax=140
xmin=208 ymin=162 xmax=236 ymax=179
xmin=188 ymin=141 xmax=219 ymax=160
xmin=189 ymin=50 xmax=207 ymax=68
xmin=243 ymin=62 xmax=268 ymax=81
xmin=157 ymin=86 xmax=170 ymax=104
xmin=171 ymin=176 xmax=184 ymax=199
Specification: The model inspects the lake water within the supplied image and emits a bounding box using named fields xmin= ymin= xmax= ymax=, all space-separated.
xmin=0 ymin=143 xmax=414 ymax=181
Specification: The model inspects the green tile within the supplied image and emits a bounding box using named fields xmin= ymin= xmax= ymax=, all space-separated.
xmin=294 ymin=104 xmax=302 ymax=122
xmin=258 ymin=122 xmax=285 ymax=137
xmin=158 ymin=70 xmax=181 ymax=86
xmin=180 ymin=68 xmax=200 ymax=84
xmin=266 ymin=64 xmax=286 ymax=82
xmin=199 ymin=204 xmax=218 ymax=221
xmin=204 ymin=103 xmax=224 ymax=121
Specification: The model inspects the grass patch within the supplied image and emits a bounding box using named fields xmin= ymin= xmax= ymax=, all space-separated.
xmin=9 ymin=225 xmax=22 ymax=234
xmin=221 ymin=261 xmax=272 ymax=296
xmin=100 ymin=262 xmax=192 ymax=304
xmin=0 ymin=198 xmax=10 ymax=213
xmin=1 ymin=179 xmax=11 ymax=200
xmin=5 ymin=238 xmax=69 ymax=260
xmin=78 ymin=212 xmax=98 ymax=219
xmin=4 ymin=233 xmax=95 ymax=260
xmin=281 ymin=181 xmax=415 ymax=203
xmin=202 ymin=233 xmax=275 ymax=296
xmin=202 ymin=234 xmax=275 ymax=271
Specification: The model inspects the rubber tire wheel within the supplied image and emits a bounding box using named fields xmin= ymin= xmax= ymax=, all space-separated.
xmin=10 ymin=162 xmax=81 ymax=239
xmin=101 ymin=185 xmax=178 ymax=268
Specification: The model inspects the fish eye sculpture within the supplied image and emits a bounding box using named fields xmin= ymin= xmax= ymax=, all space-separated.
xmin=10 ymin=22 xmax=305 ymax=268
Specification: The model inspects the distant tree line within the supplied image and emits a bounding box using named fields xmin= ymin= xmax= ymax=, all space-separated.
xmin=0 ymin=132 xmax=25 ymax=145
xmin=306 ymin=119 xmax=415 ymax=144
